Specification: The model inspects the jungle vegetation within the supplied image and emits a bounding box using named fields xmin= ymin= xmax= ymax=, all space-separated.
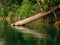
xmin=0 ymin=1 xmax=60 ymax=45
xmin=0 ymin=0 xmax=60 ymax=26
xmin=0 ymin=0 xmax=60 ymax=17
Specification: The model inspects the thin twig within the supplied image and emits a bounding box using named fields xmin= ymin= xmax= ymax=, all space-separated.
xmin=37 ymin=0 xmax=43 ymax=12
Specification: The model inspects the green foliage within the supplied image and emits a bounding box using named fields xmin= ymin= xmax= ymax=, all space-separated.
xmin=17 ymin=0 xmax=40 ymax=19
xmin=0 ymin=7 xmax=5 ymax=17
xmin=17 ymin=2 xmax=31 ymax=19
xmin=38 ymin=0 xmax=60 ymax=11
xmin=0 ymin=0 xmax=23 ymax=17
xmin=0 ymin=0 xmax=60 ymax=18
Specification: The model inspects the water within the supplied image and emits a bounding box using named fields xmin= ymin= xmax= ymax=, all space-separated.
xmin=0 ymin=19 xmax=60 ymax=45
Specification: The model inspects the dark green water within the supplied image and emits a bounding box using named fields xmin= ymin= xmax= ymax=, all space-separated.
xmin=0 ymin=20 xmax=60 ymax=45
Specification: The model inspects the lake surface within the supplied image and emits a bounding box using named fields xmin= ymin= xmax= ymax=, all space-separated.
xmin=0 ymin=19 xmax=60 ymax=45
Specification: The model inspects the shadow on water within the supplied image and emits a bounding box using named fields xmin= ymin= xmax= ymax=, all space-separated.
xmin=0 ymin=19 xmax=60 ymax=45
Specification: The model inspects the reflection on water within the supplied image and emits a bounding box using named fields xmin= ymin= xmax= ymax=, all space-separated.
xmin=0 ymin=20 xmax=60 ymax=45
xmin=11 ymin=26 xmax=46 ymax=38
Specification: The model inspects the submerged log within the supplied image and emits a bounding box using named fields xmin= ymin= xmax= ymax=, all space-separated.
xmin=11 ymin=26 xmax=46 ymax=38
xmin=11 ymin=8 xmax=57 ymax=26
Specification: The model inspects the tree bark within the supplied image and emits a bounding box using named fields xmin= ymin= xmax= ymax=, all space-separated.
xmin=11 ymin=8 xmax=57 ymax=26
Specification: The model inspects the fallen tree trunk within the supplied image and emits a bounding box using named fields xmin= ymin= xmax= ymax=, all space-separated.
xmin=11 ymin=8 xmax=57 ymax=26
xmin=11 ymin=26 xmax=46 ymax=38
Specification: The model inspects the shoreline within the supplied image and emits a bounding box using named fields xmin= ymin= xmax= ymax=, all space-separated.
xmin=0 ymin=17 xmax=20 ymax=21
